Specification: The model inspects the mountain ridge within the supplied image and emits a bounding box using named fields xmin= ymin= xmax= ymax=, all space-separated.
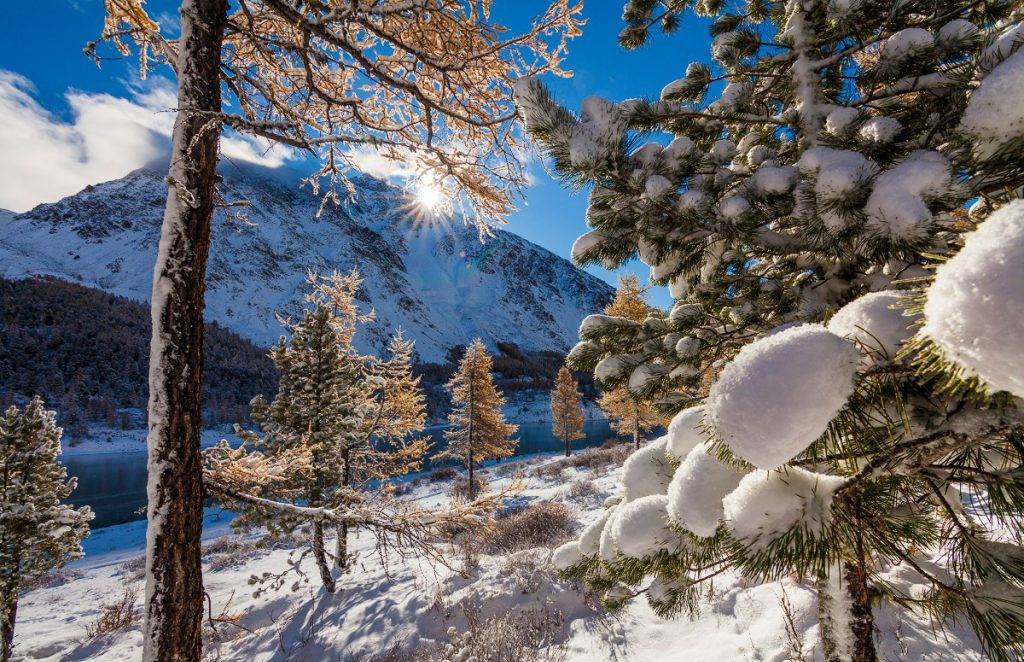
xmin=0 ymin=164 xmax=613 ymax=362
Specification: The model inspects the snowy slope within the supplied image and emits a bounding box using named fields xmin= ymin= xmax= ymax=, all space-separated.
xmin=14 ymin=450 xmax=985 ymax=661
xmin=0 ymin=165 xmax=613 ymax=362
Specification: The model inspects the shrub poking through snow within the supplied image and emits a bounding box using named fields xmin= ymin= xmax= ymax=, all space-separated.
xmin=84 ymin=587 xmax=140 ymax=640
xmin=482 ymin=502 xmax=577 ymax=554
xmin=518 ymin=0 xmax=1024 ymax=657
xmin=450 ymin=474 xmax=489 ymax=503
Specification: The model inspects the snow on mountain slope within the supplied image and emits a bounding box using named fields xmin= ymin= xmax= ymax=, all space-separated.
xmin=0 ymin=165 xmax=613 ymax=362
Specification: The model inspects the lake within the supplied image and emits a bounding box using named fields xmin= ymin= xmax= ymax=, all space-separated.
xmin=65 ymin=418 xmax=618 ymax=529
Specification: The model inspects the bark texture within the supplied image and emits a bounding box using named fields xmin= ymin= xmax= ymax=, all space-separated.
xmin=312 ymin=522 xmax=337 ymax=593
xmin=0 ymin=585 xmax=18 ymax=662
xmin=142 ymin=0 xmax=227 ymax=659
xmin=817 ymin=562 xmax=877 ymax=662
xmin=844 ymin=561 xmax=877 ymax=662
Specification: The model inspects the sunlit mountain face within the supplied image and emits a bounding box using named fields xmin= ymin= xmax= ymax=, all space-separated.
xmin=0 ymin=163 xmax=613 ymax=363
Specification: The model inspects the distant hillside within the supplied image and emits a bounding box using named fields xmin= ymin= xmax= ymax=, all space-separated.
xmin=0 ymin=276 xmax=276 ymax=435
xmin=0 ymin=277 xmax=598 ymax=434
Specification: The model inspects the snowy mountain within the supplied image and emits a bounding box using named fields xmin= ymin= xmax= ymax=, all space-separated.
xmin=0 ymin=164 xmax=613 ymax=362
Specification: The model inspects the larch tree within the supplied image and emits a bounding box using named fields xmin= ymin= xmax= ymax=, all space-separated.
xmin=519 ymin=0 xmax=1024 ymax=660
xmin=550 ymin=365 xmax=585 ymax=456
xmin=205 ymin=270 xmax=428 ymax=593
xmin=305 ymin=271 xmax=428 ymax=571
xmin=588 ymin=274 xmax=667 ymax=448
xmin=95 ymin=1 xmax=582 ymax=657
xmin=436 ymin=339 xmax=518 ymax=500
xmin=597 ymin=388 xmax=665 ymax=451
xmin=0 ymin=398 xmax=92 ymax=662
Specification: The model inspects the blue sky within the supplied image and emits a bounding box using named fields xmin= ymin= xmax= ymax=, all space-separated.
xmin=0 ymin=0 xmax=711 ymax=307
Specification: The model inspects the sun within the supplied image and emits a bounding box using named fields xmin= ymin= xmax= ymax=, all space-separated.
xmin=400 ymin=177 xmax=453 ymax=228
xmin=414 ymin=181 xmax=445 ymax=212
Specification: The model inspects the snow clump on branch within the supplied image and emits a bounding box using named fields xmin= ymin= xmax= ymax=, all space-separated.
xmin=827 ymin=290 xmax=919 ymax=363
xmin=665 ymin=405 xmax=706 ymax=460
xmin=922 ymin=200 xmax=1024 ymax=398
xmin=707 ymin=324 xmax=860 ymax=469
xmin=609 ymin=495 xmax=681 ymax=558
xmin=723 ymin=467 xmax=845 ymax=550
xmin=668 ymin=442 xmax=746 ymax=538
xmin=959 ymin=49 xmax=1024 ymax=161
xmin=620 ymin=436 xmax=674 ymax=502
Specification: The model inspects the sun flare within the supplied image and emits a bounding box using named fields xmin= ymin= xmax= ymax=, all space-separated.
xmin=414 ymin=181 xmax=445 ymax=212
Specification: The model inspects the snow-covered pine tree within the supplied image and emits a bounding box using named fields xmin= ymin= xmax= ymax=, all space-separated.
xmin=334 ymin=331 xmax=429 ymax=571
xmin=206 ymin=271 xmax=428 ymax=592
xmin=97 ymin=2 xmax=582 ymax=656
xmin=436 ymin=340 xmax=518 ymax=500
xmin=520 ymin=0 xmax=1024 ymax=659
xmin=585 ymin=275 xmax=667 ymax=448
xmin=305 ymin=271 xmax=428 ymax=571
xmin=0 ymin=398 xmax=92 ymax=661
xmin=226 ymin=302 xmax=363 ymax=593
xmin=550 ymin=365 xmax=585 ymax=457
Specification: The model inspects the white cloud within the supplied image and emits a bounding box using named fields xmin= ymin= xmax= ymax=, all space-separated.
xmin=343 ymin=144 xmax=417 ymax=180
xmin=0 ymin=71 xmax=290 ymax=212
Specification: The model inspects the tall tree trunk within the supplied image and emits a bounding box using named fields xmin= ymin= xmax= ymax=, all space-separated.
xmin=0 ymin=577 xmax=19 ymax=662
xmin=142 ymin=0 xmax=227 ymax=659
xmin=312 ymin=522 xmax=337 ymax=593
xmin=467 ymin=364 xmax=476 ymax=501
xmin=564 ymin=428 xmax=570 ymax=457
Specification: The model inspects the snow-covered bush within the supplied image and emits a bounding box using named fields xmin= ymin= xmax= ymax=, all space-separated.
xmin=0 ymin=398 xmax=92 ymax=659
xmin=517 ymin=0 xmax=1024 ymax=658
xmin=482 ymin=502 xmax=577 ymax=554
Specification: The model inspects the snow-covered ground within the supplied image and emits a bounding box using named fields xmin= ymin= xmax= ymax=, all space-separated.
xmin=61 ymin=426 xmax=240 ymax=456
xmin=502 ymin=389 xmax=605 ymax=424
xmin=16 ymin=448 xmax=983 ymax=661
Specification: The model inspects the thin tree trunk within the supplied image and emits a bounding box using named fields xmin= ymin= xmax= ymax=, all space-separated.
xmin=0 ymin=579 xmax=18 ymax=662
xmin=564 ymin=429 xmax=570 ymax=457
xmin=312 ymin=522 xmax=337 ymax=593
xmin=846 ymin=498 xmax=877 ymax=661
xmin=335 ymin=523 xmax=349 ymax=572
xmin=817 ymin=569 xmax=845 ymax=662
xmin=817 ymin=562 xmax=876 ymax=662
xmin=844 ymin=561 xmax=876 ymax=662
xmin=467 ymin=362 xmax=475 ymax=501
xmin=142 ymin=0 xmax=227 ymax=659
xmin=335 ymin=449 xmax=350 ymax=571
